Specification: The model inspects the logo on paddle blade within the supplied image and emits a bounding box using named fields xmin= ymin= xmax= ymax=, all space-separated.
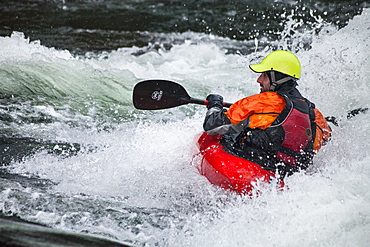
xmin=151 ymin=90 xmax=163 ymax=101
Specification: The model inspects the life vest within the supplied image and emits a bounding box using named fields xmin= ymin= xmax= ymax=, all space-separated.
xmin=272 ymin=97 xmax=314 ymax=166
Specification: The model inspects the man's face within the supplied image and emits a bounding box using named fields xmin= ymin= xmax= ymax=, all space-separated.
xmin=257 ymin=72 xmax=271 ymax=92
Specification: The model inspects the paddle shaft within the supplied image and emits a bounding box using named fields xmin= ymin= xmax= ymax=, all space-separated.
xmin=187 ymin=97 xmax=232 ymax=108
xmin=325 ymin=107 xmax=368 ymax=126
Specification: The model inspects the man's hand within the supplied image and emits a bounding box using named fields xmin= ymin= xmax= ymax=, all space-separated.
xmin=206 ymin=94 xmax=224 ymax=109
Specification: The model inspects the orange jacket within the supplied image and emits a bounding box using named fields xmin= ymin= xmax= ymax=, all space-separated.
xmin=225 ymin=91 xmax=286 ymax=129
xmin=225 ymin=91 xmax=331 ymax=152
xmin=313 ymin=108 xmax=332 ymax=151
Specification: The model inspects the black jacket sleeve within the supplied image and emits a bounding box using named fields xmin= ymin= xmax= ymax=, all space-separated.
xmin=203 ymin=107 xmax=243 ymax=135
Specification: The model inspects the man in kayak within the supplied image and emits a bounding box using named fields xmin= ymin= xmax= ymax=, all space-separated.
xmin=203 ymin=50 xmax=331 ymax=177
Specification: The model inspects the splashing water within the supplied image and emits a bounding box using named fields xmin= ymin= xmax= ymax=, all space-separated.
xmin=0 ymin=7 xmax=369 ymax=247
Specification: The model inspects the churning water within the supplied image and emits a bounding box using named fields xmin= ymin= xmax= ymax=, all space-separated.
xmin=0 ymin=1 xmax=369 ymax=246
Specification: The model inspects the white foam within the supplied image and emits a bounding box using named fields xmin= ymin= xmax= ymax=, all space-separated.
xmin=2 ymin=9 xmax=370 ymax=247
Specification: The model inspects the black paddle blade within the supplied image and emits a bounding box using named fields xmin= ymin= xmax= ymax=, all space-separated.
xmin=133 ymin=80 xmax=192 ymax=110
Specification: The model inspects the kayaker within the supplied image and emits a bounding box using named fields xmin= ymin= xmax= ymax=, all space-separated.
xmin=203 ymin=50 xmax=331 ymax=178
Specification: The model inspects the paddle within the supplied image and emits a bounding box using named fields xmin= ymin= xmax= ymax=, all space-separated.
xmin=133 ymin=79 xmax=232 ymax=110
xmin=325 ymin=107 xmax=368 ymax=126
xmin=133 ymin=79 xmax=368 ymax=126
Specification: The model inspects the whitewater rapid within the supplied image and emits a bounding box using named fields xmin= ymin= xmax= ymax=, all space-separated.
xmin=0 ymin=8 xmax=369 ymax=247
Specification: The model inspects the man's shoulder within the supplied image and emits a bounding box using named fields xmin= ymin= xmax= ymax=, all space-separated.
xmin=253 ymin=91 xmax=285 ymax=101
xmin=240 ymin=91 xmax=281 ymax=99
xmin=233 ymin=91 xmax=285 ymax=107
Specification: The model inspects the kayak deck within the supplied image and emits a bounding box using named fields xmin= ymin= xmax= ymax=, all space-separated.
xmin=196 ymin=132 xmax=280 ymax=194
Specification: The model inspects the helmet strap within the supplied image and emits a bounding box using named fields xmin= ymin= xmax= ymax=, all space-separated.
xmin=269 ymin=71 xmax=294 ymax=91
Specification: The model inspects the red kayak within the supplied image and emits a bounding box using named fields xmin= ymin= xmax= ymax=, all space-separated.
xmin=195 ymin=132 xmax=283 ymax=194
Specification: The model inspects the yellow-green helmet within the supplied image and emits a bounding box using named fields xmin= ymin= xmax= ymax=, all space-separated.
xmin=249 ymin=50 xmax=301 ymax=79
